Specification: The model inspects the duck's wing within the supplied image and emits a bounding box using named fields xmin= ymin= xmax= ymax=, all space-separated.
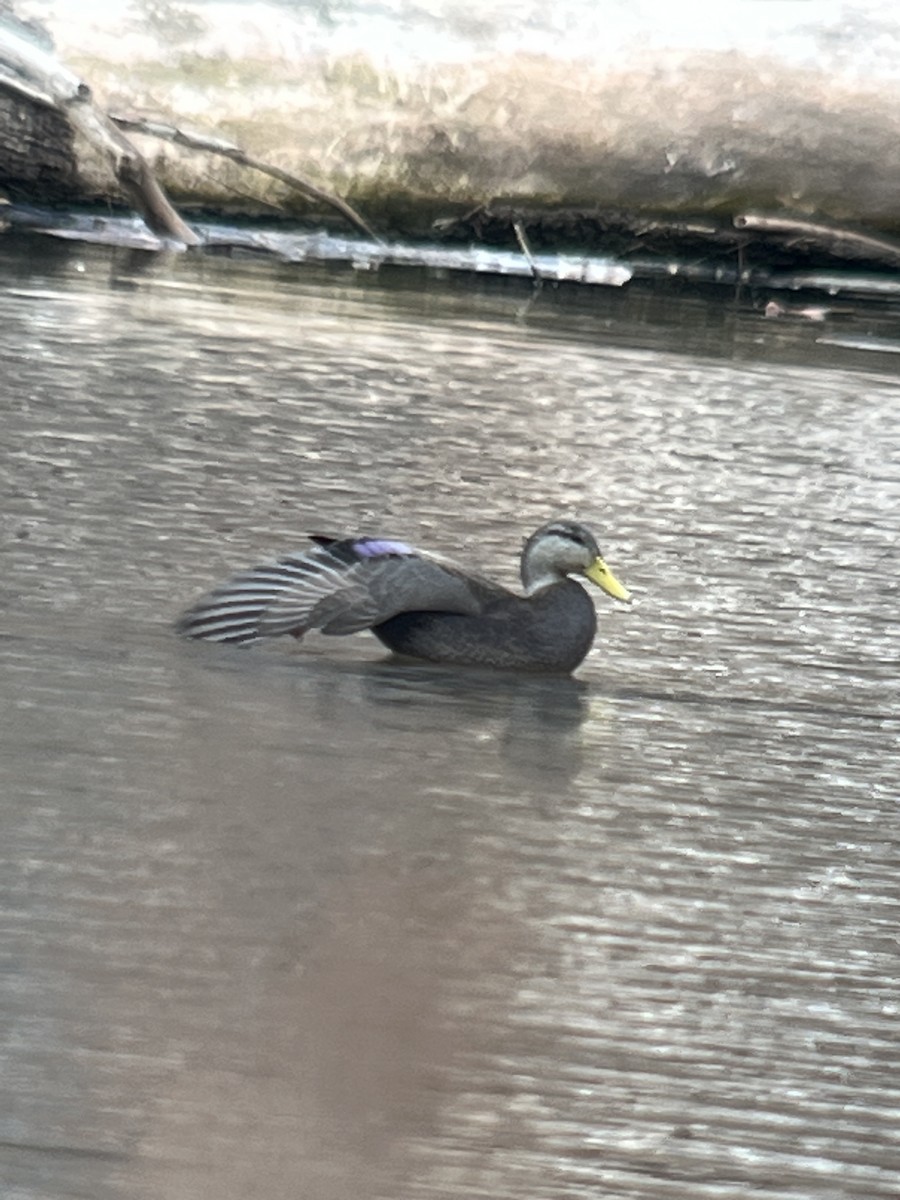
xmin=176 ymin=536 xmax=506 ymax=645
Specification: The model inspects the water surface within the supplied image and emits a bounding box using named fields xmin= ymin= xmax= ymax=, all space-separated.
xmin=1 ymin=237 xmax=898 ymax=1199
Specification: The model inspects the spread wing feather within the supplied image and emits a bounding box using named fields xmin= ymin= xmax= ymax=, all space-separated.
xmin=176 ymin=538 xmax=503 ymax=645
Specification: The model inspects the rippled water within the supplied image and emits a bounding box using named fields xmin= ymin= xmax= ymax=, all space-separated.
xmin=1 ymin=236 xmax=898 ymax=1199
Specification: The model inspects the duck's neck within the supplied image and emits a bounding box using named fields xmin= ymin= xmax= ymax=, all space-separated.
xmin=521 ymin=555 xmax=568 ymax=596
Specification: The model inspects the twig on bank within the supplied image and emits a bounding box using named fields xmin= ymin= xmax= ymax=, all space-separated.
xmin=512 ymin=218 xmax=542 ymax=282
xmin=110 ymin=115 xmax=383 ymax=244
xmin=734 ymin=211 xmax=900 ymax=270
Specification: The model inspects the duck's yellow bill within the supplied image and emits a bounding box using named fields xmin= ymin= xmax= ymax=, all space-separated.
xmin=584 ymin=556 xmax=632 ymax=602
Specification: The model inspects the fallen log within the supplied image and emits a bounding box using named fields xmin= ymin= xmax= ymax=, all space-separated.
xmin=0 ymin=23 xmax=200 ymax=244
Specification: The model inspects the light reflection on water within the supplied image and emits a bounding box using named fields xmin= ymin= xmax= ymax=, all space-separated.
xmin=1 ymin=238 xmax=898 ymax=1200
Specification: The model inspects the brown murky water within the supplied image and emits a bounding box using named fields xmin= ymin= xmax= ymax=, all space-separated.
xmin=1 ymin=237 xmax=898 ymax=1199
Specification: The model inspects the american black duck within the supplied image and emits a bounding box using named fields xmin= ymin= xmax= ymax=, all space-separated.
xmin=176 ymin=518 xmax=631 ymax=672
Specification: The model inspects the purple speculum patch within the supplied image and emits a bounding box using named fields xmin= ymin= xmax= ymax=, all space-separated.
xmin=353 ymin=539 xmax=415 ymax=558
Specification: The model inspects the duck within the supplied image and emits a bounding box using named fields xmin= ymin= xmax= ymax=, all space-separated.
xmin=176 ymin=519 xmax=631 ymax=672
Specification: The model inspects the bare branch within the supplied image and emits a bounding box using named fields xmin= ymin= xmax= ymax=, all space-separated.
xmin=110 ymin=114 xmax=383 ymax=244
xmin=734 ymin=211 xmax=900 ymax=270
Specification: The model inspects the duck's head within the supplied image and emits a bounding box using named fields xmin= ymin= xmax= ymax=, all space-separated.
xmin=521 ymin=519 xmax=631 ymax=601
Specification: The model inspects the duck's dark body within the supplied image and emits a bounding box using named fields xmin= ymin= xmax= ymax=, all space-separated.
xmin=373 ymin=579 xmax=597 ymax=671
xmin=176 ymin=519 xmax=629 ymax=673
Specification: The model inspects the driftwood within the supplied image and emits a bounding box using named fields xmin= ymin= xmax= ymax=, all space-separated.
xmin=109 ymin=115 xmax=382 ymax=244
xmin=0 ymin=25 xmax=199 ymax=244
